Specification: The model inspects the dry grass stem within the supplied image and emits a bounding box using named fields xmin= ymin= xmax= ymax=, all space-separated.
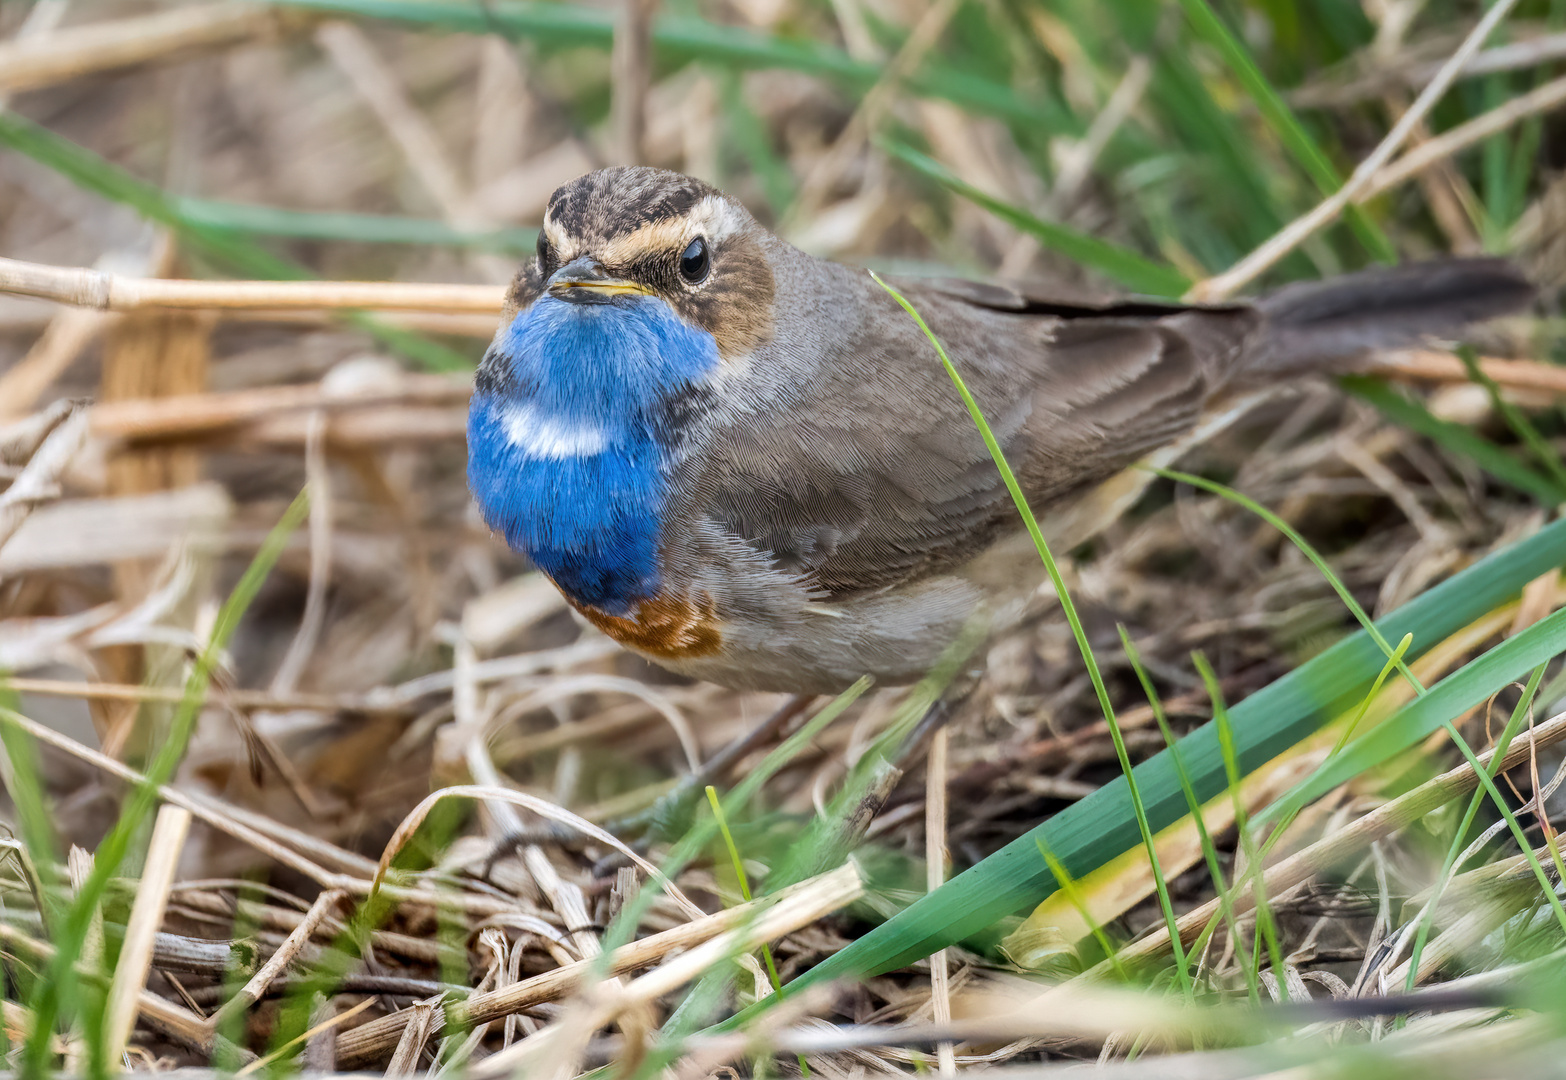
xmin=0 ymin=308 xmax=113 ymax=420
xmin=234 ymin=998 xmax=375 ymax=1078
xmin=0 ymin=3 xmax=298 ymax=95
xmin=1112 ymin=708 xmax=1566 ymax=969
xmin=316 ymin=22 xmax=470 ymax=223
xmin=1192 ymin=0 xmax=1522 ymax=299
xmin=0 ymin=404 xmax=88 ymax=556
xmin=337 ymin=864 xmax=865 ymax=1066
xmin=103 ymin=804 xmax=193 ymax=1064
xmin=467 ymin=862 xmax=864 ymax=1079
xmin=0 ymin=680 xmax=417 ymax=719
xmin=89 ymin=375 xmax=467 ymax=438
xmin=0 ymin=704 xmax=532 ymax=914
xmin=926 ymin=726 xmax=957 ymax=1077
xmin=209 ymin=890 xmax=345 ymax=1031
xmin=372 ymin=786 xmax=701 ymax=918
xmin=0 ymin=257 xmax=505 ymax=312
xmin=1358 ymin=71 xmax=1566 ymax=201
xmin=786 ymin=0 xmax=964 ymax=228
xmin=1292 ymin=28 xmax=1566 ymax=108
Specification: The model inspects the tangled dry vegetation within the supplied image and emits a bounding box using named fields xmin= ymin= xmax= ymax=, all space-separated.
xmin=5 ymin=0 xmax=1566 ymax=1076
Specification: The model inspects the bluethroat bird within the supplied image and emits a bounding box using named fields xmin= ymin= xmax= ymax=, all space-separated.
xmin=467 ymin=167 xmax=1533 ymax=694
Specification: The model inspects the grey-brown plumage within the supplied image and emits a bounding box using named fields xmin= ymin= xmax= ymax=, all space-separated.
xmin=471 ymin=167 xmax=1534 ymax=693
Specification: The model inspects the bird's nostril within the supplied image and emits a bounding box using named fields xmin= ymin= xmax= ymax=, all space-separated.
xmin=549 ymin=256 xmax=607 ymax=286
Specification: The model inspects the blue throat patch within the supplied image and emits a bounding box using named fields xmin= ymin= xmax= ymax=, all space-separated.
xmin=466 ymin=293 xmax=720 ymax=616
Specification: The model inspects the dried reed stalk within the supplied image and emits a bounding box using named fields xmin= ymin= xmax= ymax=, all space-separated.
xmin=925 ymin=728 xmax=956 ymax=1078
xmin=337 ymin=863 xmax=864 ymax=1066
xmin=466 ymin=861 xmax=865 ymax=1079
xmin=0 ymin=3 xmax=299 ymax=94
xmin=89 ymin=376 xmax=469 ymax=442
xmin=0 ymin=257 xmax=504 ymax=313
xmin=103 ymin=805 xmax=192 ymax=1063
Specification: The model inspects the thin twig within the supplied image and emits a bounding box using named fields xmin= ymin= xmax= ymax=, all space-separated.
xmin=1357 ymin=71 xmax=1566 ymax=201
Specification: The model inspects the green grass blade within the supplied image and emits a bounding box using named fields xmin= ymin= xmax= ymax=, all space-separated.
xmin=754 ymin=275 xmax=1566 ymax=992
xmin=867 ymin=272 xmax=1193 ymax=998
xmin=766 ymin=630 xmax=976 ymax=892
xmin=1456 ymin=345 xmax=1566 ymax=495
xmin=1195 ymin=652 xmax=1284 ymax=986
xmin=1140 ymin=470 xmax=1566 ymax=965
xmin=878 ymin=140 xmax=1193 ymax=297
xmin=1034 ymin=838 xmax=1130 ymax=981
xmin=755 ymin=513 xmax=1566 ymax=989
xmin=1120 ymin=629 xmax=1256 ymax=1000
xmin=15 ymin=490 xmax=310 ymax=1077
xmin=0 ymin=683 xmax=61 ymax=883
xmin=1402 ymin=664 xmax=1546 ymax=989
xmin=0 ymin=111 xmax=473 ymax=373
xmin=263 ymin=0 xmax=1060 ymax=126
xmin=1343 ymin=376 xmax=1566 ymax=505
xmin=704 ymin=787 xmax=785 ymax=999
xmin=176 ymin=197 xmax=537 ymax=252
xmin=1173 ymin=0 xmax=1394 ymax=262
xmin=1152 ymin=465 xmax=1420 ymax=692
xmin=598 ymin=679 xmax=871 ymax=960
xmin=1263 ymin=602 xmax=1566 ymax=819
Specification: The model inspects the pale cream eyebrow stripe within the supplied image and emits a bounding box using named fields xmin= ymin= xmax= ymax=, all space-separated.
xmin=549 ymin=195 xmax=745 ymax=268
xmin=599 ymin=219 xmax=691 ymax=266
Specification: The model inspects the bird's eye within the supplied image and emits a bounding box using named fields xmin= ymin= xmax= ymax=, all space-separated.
xmin=536 ymin=232 xmax=553 ymax=273
xmin=679 ymin=237 xmax=710 ymax=285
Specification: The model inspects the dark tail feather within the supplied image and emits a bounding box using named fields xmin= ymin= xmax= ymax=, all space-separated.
xmin=1252 ymin=257 xmax=1535 ymax=374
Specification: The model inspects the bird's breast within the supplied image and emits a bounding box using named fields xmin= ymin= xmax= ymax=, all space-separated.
xmin=467 ymin=293 xmax=725 ymax=629
xmin=467 ymin=395 xmax=670 ymax=615
xmin=468 ymin=393 xmax=725 ymax=660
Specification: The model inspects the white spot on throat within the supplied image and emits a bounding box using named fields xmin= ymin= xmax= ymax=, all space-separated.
xmin=502 ymin=403 xmax=609 ymax=459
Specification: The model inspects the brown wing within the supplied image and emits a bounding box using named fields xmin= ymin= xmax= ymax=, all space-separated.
xmin=684 ymin=272 xmax=1259 ymax=597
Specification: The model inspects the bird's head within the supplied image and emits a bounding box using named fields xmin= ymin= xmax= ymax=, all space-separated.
xmin=492 ymin=167 xmax=777 ymax=372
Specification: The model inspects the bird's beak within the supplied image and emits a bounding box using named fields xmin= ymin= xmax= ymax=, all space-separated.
xmin=546 ymin=257 xmax=652 ymax=304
